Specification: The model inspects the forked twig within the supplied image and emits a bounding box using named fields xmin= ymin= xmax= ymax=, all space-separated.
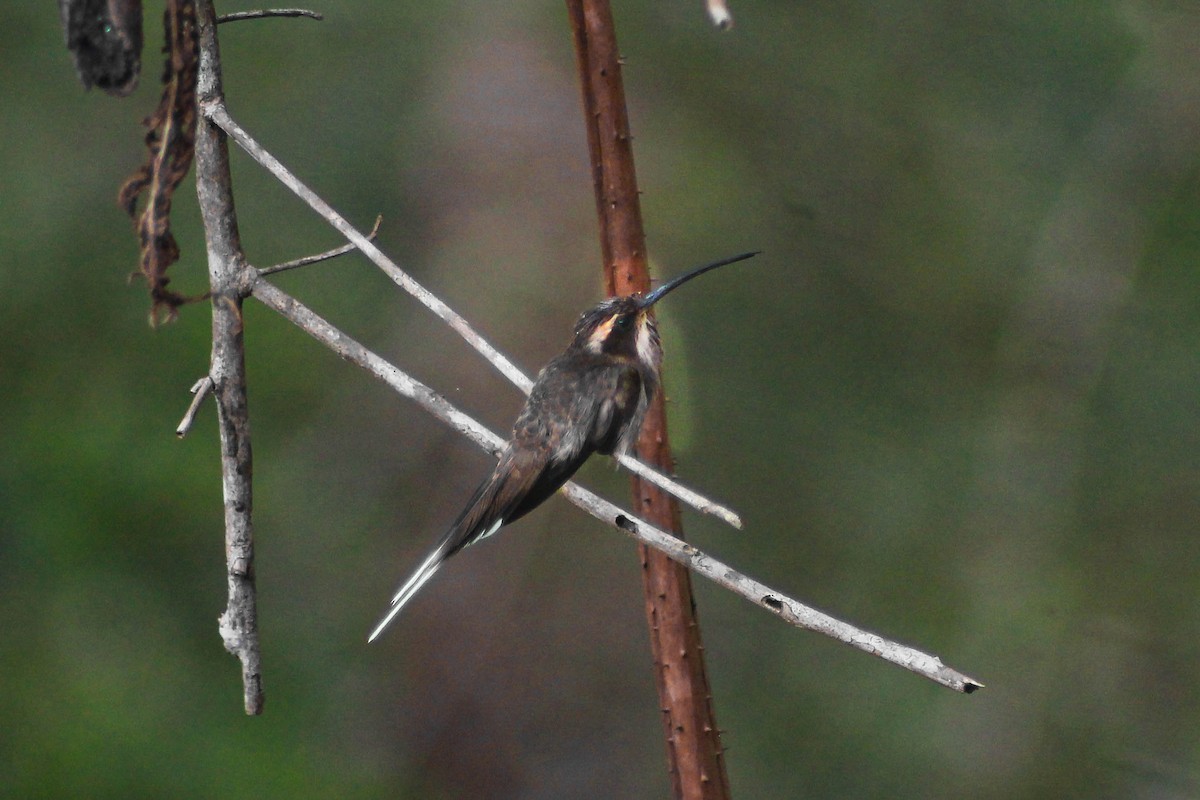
xmin=250 ymin=275 xmax=983 ymax=693
xmin=186 ymin=67 xmax=981 ymax=691
xmin=199 ymin=100 xmax=744 ymax=530
xmin=180 ymin=0 xmax=980 ymax=722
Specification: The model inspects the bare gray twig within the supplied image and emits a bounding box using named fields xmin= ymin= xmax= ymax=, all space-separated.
xmin=217 ymin=8 xmax=323 ymax=23
xmin=259 ymin=215 xmax=383 ymax=276
xmin=566 ymin=491 xmax=984 ymax=694
xmin=249 ymin=275 xmax=983 ymax=693
xmin=198 ymin=101 xmax=743 ymax=530
xmin=176 ymin=375 xmax=214 ymax=437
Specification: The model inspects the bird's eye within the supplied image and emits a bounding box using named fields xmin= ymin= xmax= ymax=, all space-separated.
xmin=613 ymin=314 xmax=633 ymax=331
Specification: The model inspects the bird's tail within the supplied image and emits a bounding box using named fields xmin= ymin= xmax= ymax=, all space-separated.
xmin=367 ymin=538 xmax=453 ymax=643
xmin=367 ymin=489 xmax=506 ymax=642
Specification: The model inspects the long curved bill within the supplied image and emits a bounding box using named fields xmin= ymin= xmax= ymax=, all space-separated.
xmin=638 ymin=251 xmax=760 ymax=308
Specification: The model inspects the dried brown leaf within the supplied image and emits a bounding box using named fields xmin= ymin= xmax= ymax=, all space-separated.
xmin=117 ymin=0 xmax=200 ymax=325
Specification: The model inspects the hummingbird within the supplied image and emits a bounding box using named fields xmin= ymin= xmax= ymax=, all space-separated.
xmin=367 ymin=251 xmax=759 ymax=642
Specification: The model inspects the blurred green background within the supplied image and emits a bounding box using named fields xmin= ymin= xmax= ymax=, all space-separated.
xmin=4 ymin=1 xmax=1200 ymax=796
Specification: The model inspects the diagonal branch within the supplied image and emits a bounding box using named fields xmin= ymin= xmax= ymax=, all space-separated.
xmin=249 ymin=275 xmax=983 ymax=693
xmin=198 ymin=100 xmax=744 ymax=531
xmin=194 ymin=96 xmax=981 ymax=693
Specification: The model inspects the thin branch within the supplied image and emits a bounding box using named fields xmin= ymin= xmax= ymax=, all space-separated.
xmin=259 ymin=214 xmax=382 ymax=276
xmin=615 ymin=456 xmax=740 ymax=528
xmin=194 ymin=0 xmax=263 ymax=715
xmin=217 ymin=8 xmax=323 ymax=23
xmin=176 ymin=375 xmax=214 ymax=437
xmin=251 ymin=278 xmax=506 ymax=456
xmin=202 ymin=101 xmax=530 ymax=388
xmin=567 ymin=493 xmax=984 ymax=695
xmin=198 ymin=100 xmax=743 ymax=531
xmin=249 ymin=275 xmax=983 ymax=693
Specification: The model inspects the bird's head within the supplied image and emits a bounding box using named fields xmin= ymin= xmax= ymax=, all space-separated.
xmin=569 ymin=251 xmax=759 ymax=367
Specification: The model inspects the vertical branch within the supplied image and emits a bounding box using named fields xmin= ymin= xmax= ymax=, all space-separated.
xmin=194 ymin=0 xmax=263 ymax=715
xmin=566 ymin=3 xmax=731 ymax=798
xmin=567 ymin=1 xmax=648 ymax=296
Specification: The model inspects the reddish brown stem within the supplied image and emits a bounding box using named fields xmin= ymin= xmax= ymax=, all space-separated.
xmin=566 ymin=2 xmax=731 ymax=798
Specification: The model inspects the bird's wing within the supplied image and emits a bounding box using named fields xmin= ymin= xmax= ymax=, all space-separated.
xmin=450 ymin=447 xmax=552 ymax=547
xmin=592 ymin=366 xmax=647 ymax=456
xmin=502 ymin=361 xmax=642 ymax=522
xmin=499 ymin=439 xmax=590 ymax=526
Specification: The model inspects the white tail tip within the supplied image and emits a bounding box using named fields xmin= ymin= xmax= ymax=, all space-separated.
xmin=366 ymin=545 xmax=449 ymax=642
